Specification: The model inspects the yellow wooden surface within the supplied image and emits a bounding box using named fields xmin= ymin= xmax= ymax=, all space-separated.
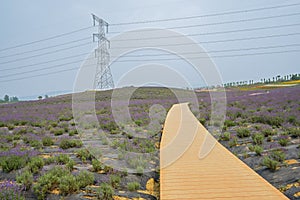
xmin=160 ymin=103 xmax=288 ymax=200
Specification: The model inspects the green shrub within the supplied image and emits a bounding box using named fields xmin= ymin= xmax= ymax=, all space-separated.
xmin=59 ymin=115 xmax=72 ymax=122
xmin=118 ymin=151 xmax=126 ymax=159
xmin=21 ymin=136 xmax=31 ymax=144
xmin=229 ymin=137 xmax=238 ymax=147
xmin=251 ymin=116 xmax=284 ymax=127
xmin=199 ymin=118 xmax=206 ymax=125
xmin=262 ymin=129 xmax=276 ymax=137
xmin=29 ymin=140 xmax=43 ymax=149
xmin=136 ymin=166 xmax=144 ymax=176
xmin=270 ymin=150 xmax=286 ymax=162
xmin=287 ymin=127 xmax=300 ymax=138
xmin=236 ymin=128 xmax=250 ymax=138
xmin=224 ymin=119 xmax=236 ymax=127
xmin=16 ymin=169 xmax=33 ymax=190
xmin=52 ymin=128 xmax=64 ymax=136
xmin=1 ymin=155 xmax=27 ymax=172
xmin=59 ymin=122 xmax=69 ymax=129
xmin=44 ymin=156 xmax=56 ymax=165
xmin=104 ymin=166 xmax=113 ymax=173
xmin=33 ymin=167 xmax=70 ymax=199
xmin=127 ymin=181 xmax=140 ymax=191
xmin=68 ymin=129 xmax=78 ymax=136
xmin=92 ymin=159 xmax=103 ymax=172
xmin=255 ymin=146 xmax=263 ymax=156
xmin=66 ymin=159 xmax=75 ymax=171
xmin=5 ymin=135 xmax=14 ymax=142
xmin=70 ymin=121 xmax=76 ymax=126
xmin=135 ymin=120 xmax=143 ymax=126
xmin=32 ymin=122 xmax=43 ymax=128
xmin=262 ymin=157 xmax=279 ymax=171
xmin=76 ymin=170 xmax=94 ymax=188
xmin=243 ymin=152 xmax=249 ymax=159
xmin=278 ymin=138 xmax=289 ymax=146
xmin=109 ymin=174 xmax=121 ymax=188
xmin=288 ymin=116 xmax=296 ymax=124
xmin=28 ymin=157 xmax=44 ymax=174
xmin=249 ymin=145 xmax=263 ymax=156
xmin=265 ymin=116 xmax=284 ymax=127
xmin=126 ymin=155 xmax=147 ymax=169
xmin=111 ymin=140 xmax=120 ymax=149
xmin=267 ymin=136 xmax=272 ymax=142
xmin=7 ymin=124 xmax=15 ymax=130
xmin=50 ymin=122 xmax=58 ymax=128
xmin=42 ymin=136 xmax=54 ymax=146
xmin=0 ymin=122 xmax=5 ymax=127
xmin=252 ymin=133 xmax=264 ymax=145
xmin=220 ymin=132 xmax=231 ymax=141
xmin=13 ymin=128 xmax=27 ymax=135
xmin=59 ymin=139 xmax=82 ymax=149
xmin=76 ymin=149 xmax=93 ymax=162
xmin=97 ymin=183 xmax=114 ymax=200
xmin=55 ymin=154 xmax=70 ymax=164
xmin=33 ymin=167 xmax=72 ymax=200
xmin=101 ymin=122 xmax=118 ymax=132
xmin=63 ymin=127 xmax=69 ymax=133
xmin=59 ymin=174 xmax=78 ymax=196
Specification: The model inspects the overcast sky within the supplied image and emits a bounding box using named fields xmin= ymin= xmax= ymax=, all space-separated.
xmin=0 ymin=0 xmax=299 ymax=100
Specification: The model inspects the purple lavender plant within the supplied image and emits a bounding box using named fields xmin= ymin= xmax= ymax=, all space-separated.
xmin=0 ymin=180 xmax=25 ymax=200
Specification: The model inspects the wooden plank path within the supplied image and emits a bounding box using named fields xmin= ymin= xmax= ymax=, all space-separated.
xmin=160 ymin=103 xmax=288 ymax=200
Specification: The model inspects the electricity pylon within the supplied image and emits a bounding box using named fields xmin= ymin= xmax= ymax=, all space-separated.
xmin=92 ymin=14 xmax=114 ymax=89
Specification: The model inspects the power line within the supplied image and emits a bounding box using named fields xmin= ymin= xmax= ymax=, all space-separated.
xmin=0 ymin=8 xmax=299 ymax=61
xmin=1 ymin=20 xmax=298 ymax=64
xmin=1 ymin=49 xmax=299 ymax=83
xmin=110 ymin=43 xmax=300 ymax=58
xmin=1 ymin=2 xmax=300 ymax=82
xmin=0 ymin=42 xmax=93 ymax=65
xmin=109 ymin=22 xmax=300 ymax=40
xmin=112 ymin=49 xmax=300 ymax=62
xmin=110 ymin=41 xmax=300 ymax=50
xmin=0 ymin=26 xmax=94 ymax=52
xmin=110 ymin=2 xmax=300 ymax=26
xmin=0 ymin=60 xmax=84 ymax=78
xmin=0 ymin=52 xmax=90 ymax=72
xmin=0 ymin=67 xmax=81 ymax=83
xmin=1 ymin=43 xmax=299 ymax=79
xmin=0 ymin=1 xmax=299 ymax=55
xmin=0 ymin=62 xmax=97 ymax=83
xmin=170 ymin=12 xmax=300 ymax=29
xmin=2 ymin=31 xmax=299 ymax=72
xmin=1 ymin=42 xmax=299 ymax=74
xmin=0 ymin=37 xmax=91 ymax=59
xmin=2 ymin=22 xmax=300 ymax=63
xmin=110 ymin=12 xmax=300 ymax=32
xmin=110 ymin=18 xmax=300 ymax=35
xmin=114 ymin=32 xmax=300 ymax=44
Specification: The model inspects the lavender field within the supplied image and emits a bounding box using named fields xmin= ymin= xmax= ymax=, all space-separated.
xmin=0 ymin=86 xmax=299 ymax=199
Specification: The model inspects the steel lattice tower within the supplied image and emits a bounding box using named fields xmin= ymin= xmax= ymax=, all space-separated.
xmin=92 ymin=14 xmax=114 ymax=89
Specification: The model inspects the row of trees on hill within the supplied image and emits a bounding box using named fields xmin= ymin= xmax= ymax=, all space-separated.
xmin=224 ymin=73 xmax=300 ymax=87
xmin=0 ymin=94 xmax=50 ymax=103
xmin=260 ymin=74 xmax=300 ymax=84
xmin=0 ymin=95 xmax=19 ymax=103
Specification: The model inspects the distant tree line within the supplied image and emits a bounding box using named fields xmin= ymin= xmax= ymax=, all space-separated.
xmin=223 ymin=73 xmax=300 ymax=88
xmin=38 ymin=95 xmax=49 ymax=100
xmin=0 ymin=95 xmax=19 ymax=103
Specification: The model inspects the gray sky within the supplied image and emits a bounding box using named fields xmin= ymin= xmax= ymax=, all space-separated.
xmin=0 ymin=0 xmax=299 ymax=100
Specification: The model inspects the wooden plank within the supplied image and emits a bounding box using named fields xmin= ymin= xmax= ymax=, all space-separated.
xmin=160 ymin=103 xmax=288 ymax=200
